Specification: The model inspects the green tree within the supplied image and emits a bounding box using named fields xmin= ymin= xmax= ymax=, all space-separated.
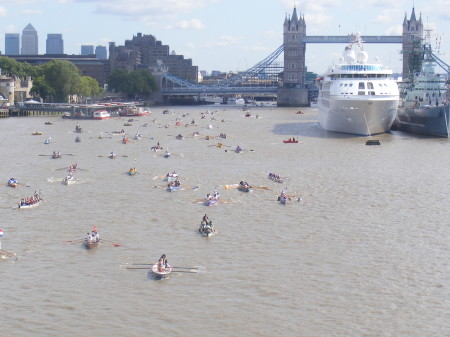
xmin=41 ymin=60 xmax=81 ymax=102
xmin=107 ymin=69 xmax=158 ymax=99
xmin=0 ymin=56 xmax=37 ymax=78
xmin=75 ymin=76 xmax=103 ymax=102
xmin=30 ymin=75 xmax=54 ymax=101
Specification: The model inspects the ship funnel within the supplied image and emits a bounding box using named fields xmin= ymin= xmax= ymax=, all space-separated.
xmin=356 ymin=51 xmax=368 ymax=64
xmin=343 ymin=47 xmax=356 ymax=64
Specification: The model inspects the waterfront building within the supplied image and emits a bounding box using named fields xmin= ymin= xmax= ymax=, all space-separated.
xmin=0 ymin=71 xmax=33 ymax=104
xmin=402 ymin=7 xmax=424 ymax=80
xmin=95 ymin=45 xmax=107 ymax=59
xmin=21 ymin=24 xmax=38 ymax=55
xmin=46 ymin=34 xmax=64 ymax=54
xmin=5 ymin=33 xmax=20 ymax=55
xmin=81 ymin=45 xmax=94 ymax=55
xmin=109 ymin=33 xmax=198 ymax=82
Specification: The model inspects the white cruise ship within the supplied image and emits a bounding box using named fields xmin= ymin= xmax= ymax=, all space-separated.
xmin=317 ymin=33 xmax=399 ymax=136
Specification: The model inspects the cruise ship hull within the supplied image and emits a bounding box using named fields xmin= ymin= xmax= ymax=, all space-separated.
xmin=318 ymin=97 xmax=398 ymax=136
xmin=394 ymin=105 xmax=450 ymax=138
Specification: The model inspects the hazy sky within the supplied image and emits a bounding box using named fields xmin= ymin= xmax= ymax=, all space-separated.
xmin=1 ymin=0 xmax=449 ymax=75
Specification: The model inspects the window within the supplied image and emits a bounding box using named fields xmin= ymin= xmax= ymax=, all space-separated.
xmin=359 ymin=82 xmax=365 ymax=89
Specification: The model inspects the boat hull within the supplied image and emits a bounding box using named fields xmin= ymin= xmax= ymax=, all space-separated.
xmin=18 ymin=200 xmax=42 ymax=209
xmin=318 ymin=96 xmax=398 ymax=136
xmin=84 ymin=240 xmax=99 ymax=249
xmin=152 ymin=263 xmax=172 ymax=278
xmin=204 ymin=199 xmax=218 ymax=206
xmin=394 ymin=105 xmax=450 ymax=138
xmin=62 ymin=179 xmax=76 ymax=185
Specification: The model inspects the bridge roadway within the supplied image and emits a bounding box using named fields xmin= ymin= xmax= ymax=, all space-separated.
xmin=162 ymin=35 xmax=403 ymax=97
xmin=161 ymin=86 xmax=277 ymax=96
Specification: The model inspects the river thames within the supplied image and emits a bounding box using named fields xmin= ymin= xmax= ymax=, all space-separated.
xmin=1 ymin=105 xmax=450 ymax=336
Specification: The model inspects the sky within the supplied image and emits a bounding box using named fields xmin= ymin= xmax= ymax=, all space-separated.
xmin=1 ymin=0 xmax=450 ymax=75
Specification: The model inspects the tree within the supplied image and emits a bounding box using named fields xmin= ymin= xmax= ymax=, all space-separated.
xmin=41 ymin=60 xmax=81 ymax=102
xmin=0 ymin=56 xmax=37 ymax=78
xmin=75 ymin=76 xmax=102 ymax=102
xmin=30 ymin=75 xmax=54 ymax=101
xmin=107 ymin=69 xmax=158 ymax=99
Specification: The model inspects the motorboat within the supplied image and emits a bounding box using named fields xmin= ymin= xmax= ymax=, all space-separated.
xmin=92 ymin=110 xmax=111 ymax=120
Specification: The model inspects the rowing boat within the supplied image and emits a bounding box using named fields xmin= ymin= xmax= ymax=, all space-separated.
xmin=18 ymin=199 xmax=42 ymax=209
xmin=84 ymin=239 xmax=100 ymax=249
xmin=199 ymin=223 xmax=217 ymax=237
xmin=62 ymin=175 xmax=76 ymax=185
xmin=152 ymin=263 xmax=172 ymax=278
xmin=204 ymin=198 xmax=218 ymax=206
xmin=7 ymin=178 xmax=18 ymax=188
xmin=238 ymin=183 xmax=252 ymax=192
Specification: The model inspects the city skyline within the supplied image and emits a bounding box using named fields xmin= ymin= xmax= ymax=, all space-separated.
xmin=0 ymin=0 xmax=449 ymax=74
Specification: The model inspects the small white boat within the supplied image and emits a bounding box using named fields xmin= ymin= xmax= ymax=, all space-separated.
xmin=93 ymin=110 xmax=111 ymax=120
xmin=62 ymin=174 xmax=76 ymax=185
xmin=152 ymin=263 xmax=172 ymax=278
xmin=163 ymin=151 xmax=171 ymax=158
xmin=199 ymin=223 xmax=216 ymax=237
xmin=44 ymin=137 xmax=51 ymax=144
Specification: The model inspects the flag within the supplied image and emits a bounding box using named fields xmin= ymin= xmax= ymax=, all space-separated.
xmin=0 ymin=229 xmax=3 ymax=238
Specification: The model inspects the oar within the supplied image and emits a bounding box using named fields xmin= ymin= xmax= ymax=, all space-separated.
xmin=0 ymin=249 xmax=16 ymax=257
xmin=65 ymin=239 xmax=85 ymax=243
xmin=38 ymin=154 xmax=52 ymax=156
xmin=171 ymin=270 xmax=198 ymax=273
xmin=131 ymin=264 xmax=199 ymax=269
xmin=126 ymin=267 xmax=150 ymax=270
xmin=101 ymin=239 xmax=122 ymax=247
xmin=62 ymin=154 xmax=75 ymax=156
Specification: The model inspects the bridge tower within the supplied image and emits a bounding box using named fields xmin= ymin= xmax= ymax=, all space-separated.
xmin=402 ymin=7 xmax=423 ymax=80
xmin=277 ymin=7 xmax=309 ymax=107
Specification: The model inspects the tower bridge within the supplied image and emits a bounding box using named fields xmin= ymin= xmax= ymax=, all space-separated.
xmin=160 ymin=7 xmax=423 ymax=107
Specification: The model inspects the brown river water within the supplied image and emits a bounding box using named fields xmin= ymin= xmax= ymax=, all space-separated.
xmin=1 ymin=104 xmax=450 ymax=336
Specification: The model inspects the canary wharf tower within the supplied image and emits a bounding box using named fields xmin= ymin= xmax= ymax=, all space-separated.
xmin=21 ymin=23 xmax=38 ymax=55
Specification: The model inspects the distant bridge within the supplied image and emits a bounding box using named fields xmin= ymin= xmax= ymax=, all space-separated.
xmin=161 ymin=35 xmax=403 ymax=99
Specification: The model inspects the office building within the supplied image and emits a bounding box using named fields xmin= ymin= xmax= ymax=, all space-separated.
xmin=95 ymin=45 xmax=107 ymax=59
xmin=46 ymin=34 xmax=64 ymax=54
xmin=81 ymin=45 xmax=94 ymax=55
xmin=21 ymin=23 xmax=38 ymax=55
xmin=5 ymin=33 xmax=20 ymax=55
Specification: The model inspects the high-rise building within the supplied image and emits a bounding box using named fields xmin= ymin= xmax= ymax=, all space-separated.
xmin=46 ymin=34 xmax=64 ymax=54
xmin=81 ymin=45 xmax=94 ymax=55
xmin=109 ymin=33 xmax=198 ymax=82
xmin=5 ymin=33 xmax=20 ymax=55
xmin=21 ymin=23 xmax=38 ymax=55
xmin=95 ymin=45 xmax=107 ymax=59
